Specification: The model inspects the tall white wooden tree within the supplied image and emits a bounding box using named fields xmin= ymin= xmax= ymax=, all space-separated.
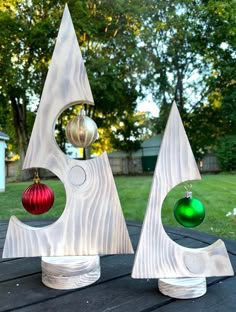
xmin=3 ymin=5 xmax=133 ymax=290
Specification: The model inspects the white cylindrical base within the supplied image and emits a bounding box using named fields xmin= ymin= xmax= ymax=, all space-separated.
xmin=41 ymin=255 xmax=100 ymax=290
xmin=158 ymin=277 xmax=206 ymax=299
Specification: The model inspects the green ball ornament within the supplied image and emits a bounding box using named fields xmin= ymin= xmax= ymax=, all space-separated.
xmin=174 ymin=192 xmax=205 ymax=228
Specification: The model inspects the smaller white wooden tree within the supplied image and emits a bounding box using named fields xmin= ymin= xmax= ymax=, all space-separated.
xmin=3 ymin=5 xmax=133 ymax=290
xmin=132 ymin=102 xmax=233 ymax=299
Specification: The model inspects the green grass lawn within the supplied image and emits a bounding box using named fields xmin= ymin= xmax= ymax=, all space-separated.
xmin=1 ymin=174 xmax=236 ymax=240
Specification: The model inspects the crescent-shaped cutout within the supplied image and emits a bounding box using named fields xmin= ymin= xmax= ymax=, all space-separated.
xmin=132 ymin=102 xmax=233 ymax=278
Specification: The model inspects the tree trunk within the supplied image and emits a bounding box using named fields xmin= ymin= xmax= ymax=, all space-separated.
xmin=177 ymin=68 xmax=184 ymax=113
xmin=10 ymin=95 xmax=32 ymax=181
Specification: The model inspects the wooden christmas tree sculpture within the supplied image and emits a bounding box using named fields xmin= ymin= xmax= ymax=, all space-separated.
xmin=132 ymin=102 xmax=233 ymax=299
xmin=3 ymin=5 xmax=133 ymax=290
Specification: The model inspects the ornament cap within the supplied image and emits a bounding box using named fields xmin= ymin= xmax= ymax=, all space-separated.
xmin=79 ymin=108 xmax=86 ymax=116
xmin=185 ymin=191 xmax=192 ymax=198
xmin=33 ymin=169 xmax=40 ymax=184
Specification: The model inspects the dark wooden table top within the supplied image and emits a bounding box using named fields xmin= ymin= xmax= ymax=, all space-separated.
xmin=0 ymin=219 xmax=236 ymax=312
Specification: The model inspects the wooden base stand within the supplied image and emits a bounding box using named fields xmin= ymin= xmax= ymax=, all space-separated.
xmin=41 ymin=256 xmax=100 ymax=290
xmin=158 ymin=277 xmax=206 ymax=299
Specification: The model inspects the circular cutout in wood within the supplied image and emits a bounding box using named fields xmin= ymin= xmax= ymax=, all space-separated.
xmin=69 ymin=165 xmax=86 ymax=186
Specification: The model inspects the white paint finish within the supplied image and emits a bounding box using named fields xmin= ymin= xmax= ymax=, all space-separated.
xmin=3 ymin=153 xmax=133 ymax=257
xmin=69 ymin=165 xmax=86 ymax=186
xmin=42 ymin=256 xmax=100 ymax=289
xmin=3 ymin=6 xmax=133 ymax=258
xmin=23 ymin=4 xmax=94 ymax=177
xmin=132 ymin=102 xmax=233 ymax=278
xmin=158 ymin=277 xmax=206 ymax=299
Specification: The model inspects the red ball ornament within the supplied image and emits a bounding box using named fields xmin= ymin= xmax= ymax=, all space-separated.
xmin=22 ymin=171 xmax=54 ymax=215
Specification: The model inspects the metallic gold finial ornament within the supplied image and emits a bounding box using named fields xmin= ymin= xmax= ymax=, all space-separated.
xmin=65 ymin=108 xmax=98 ymax=148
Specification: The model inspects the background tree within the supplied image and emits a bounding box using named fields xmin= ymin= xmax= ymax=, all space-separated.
xmin=1 ymin=0 xmax=236 ymax=177
xmin=201 ymin=0 xmax=236 ymax=135
xmin=142 ymin=0 xmax=236 ymax=161
xmin=0 ymin=0 xmax=148 ymax=179
xmin=109 ymin=111 xmax=152 ymax=154
xmin=214 ymin=135 xmax=236 ymax=171
xmin=0 ymin=0 xmax=61 ymax=179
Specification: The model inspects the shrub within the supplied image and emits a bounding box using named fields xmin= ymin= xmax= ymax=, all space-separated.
xmin=214 ymin=135 xmax=236 ymax=171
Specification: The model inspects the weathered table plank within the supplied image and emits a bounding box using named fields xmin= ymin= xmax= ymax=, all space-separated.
xmin=0 ymin=220 xmax=235 ymax=312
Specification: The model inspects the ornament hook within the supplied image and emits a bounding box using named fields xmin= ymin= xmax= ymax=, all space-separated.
xmin=184 ymin=182 xmax=192 ymax=192
xmin=184 ymin=182 xmax=192 ymax=198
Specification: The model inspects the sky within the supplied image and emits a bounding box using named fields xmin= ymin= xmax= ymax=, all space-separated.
xmin=137 ymin=94 xmax=159 ymax=117
xmin=31 ymin=92 xmax=160 ymax=117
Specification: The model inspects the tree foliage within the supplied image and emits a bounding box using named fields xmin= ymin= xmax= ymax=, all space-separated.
xmin=214 ymin=135 xmax=236 ymax=171
xmin=0 ymin=0 xmax=148 ymax=178
xmin=1 ymin=0 xmax=236 ymax=176
xmin=0 ymin=0 xmax=61 ymax=178
xmin=143 ymin=0 xmax=236 ymax=160
xmin=109 ymin=111 xmax=152 ymax=154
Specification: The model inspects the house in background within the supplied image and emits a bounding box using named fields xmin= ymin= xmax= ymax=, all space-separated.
xmin=0 ymin=131 xmax=9 ymax=191
xmin=199 ymin=152 xmax=220 ymax=173
xmin=108 ymin=134 xmax=220 ymax=175
xmin=108 ymin=134 xmax=162 ymax=175
xmin=5 ymin=134 xmax=220 ymax=179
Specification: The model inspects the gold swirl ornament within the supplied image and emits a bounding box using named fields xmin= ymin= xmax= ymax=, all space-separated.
xmin=66 ymin=108 xmax=98 ymax=148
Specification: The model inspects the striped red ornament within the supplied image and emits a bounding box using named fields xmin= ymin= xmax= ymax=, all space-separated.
xmin=22 ymin=171 xmax=54 ymax=215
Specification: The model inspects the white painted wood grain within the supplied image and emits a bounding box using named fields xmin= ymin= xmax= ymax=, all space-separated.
xmin=3 ymin=153 xmax=133 ymax=257
xmin=158 ymin=277 xmax=206 ymax=299
xmin=132 ymin=102 xmax=233 ymax=278
xmin=2 ymin=5 xmax=133 ymax=258
xmin=42 ymin=256 xmax=100 ymax=289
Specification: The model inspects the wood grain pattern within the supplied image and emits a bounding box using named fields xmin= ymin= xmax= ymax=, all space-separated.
xmin=132 ymin=102 xmax=233 ymax=278
xmin=2 ymin=5 xmax=133 ymax=258
xmin=1 ymin=221 xmax=236 ymax=310
xmin=41 ymin=256 xmax=100 ymax=289
xmin=3 ymin=153 xmax=133 ymax=257
xmin=158 ymin=277 xmax=206 ymax=299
